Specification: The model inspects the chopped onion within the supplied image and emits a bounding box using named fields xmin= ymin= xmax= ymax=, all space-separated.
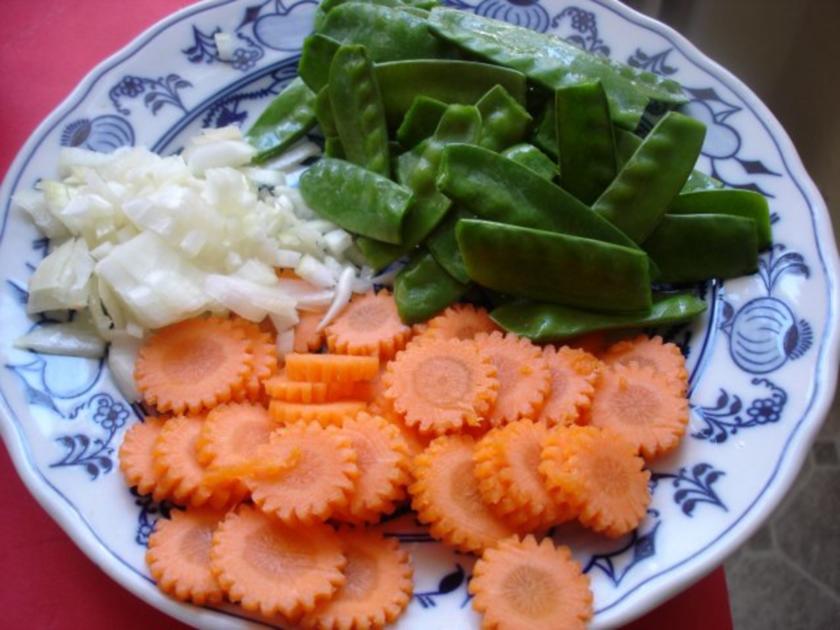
xmin=214 ymin=32 xmax=235 ymax=61
xmin=296 ymin=255 xmax=336 ymax=288
xmin=274 ymin=248 xmax=303 ymax=268
xmin=324 ymin=229 xmax=352 ymax=257
xmin=261 ymin=140 xmax=322 ymax=172
xmin=318 ymin=266 xmax=355 ymax=330
xmin=15 ymin=318 xmax=106 ymax=358
xmin=233 ymin=259 xmax=280 ymax=286
xmin=13 ymin=189 xmax=70 ymax=240
xmin=275 ymin=328 xmax=295 ymax=364
xmin=182 ymin=128 xmax=256 ymax=175
xmin=204 ymin=274 xmax=297 ymax=323
xmin=27 ymin=238 xmax=95 ymax=313
xmin=108 ymin=333 xmax=142 ymax=401
xmin=242 ymin=166 xmax=286 ymax=188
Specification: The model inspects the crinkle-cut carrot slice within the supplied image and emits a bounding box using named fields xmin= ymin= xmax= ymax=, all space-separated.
xmin=246 ymin=423 xmax=359 ymax=525
xmin=202 ymin=453 xmax=301 ymax=487
xmin=565 ymin=331 xmax=609 ymax=356
xmin=378 ymin=408 xmax=431 ymax=459
xmin=295 ymin=309 xmax=327 ymax=353
xmin=383 ymin=338 xmax=498 ymax=435
xmin=146 ymin=507 xmax=226 ymax=605
xmin=300 ymin=528 xmax=413 ymax=629
xmin=424 ymin=304 xmax=499 ymax=341
xmin=474 ymin=420 xmax=574 ymax=531
xmin=469 ymin=534 xmax=592 ymax=630
xmin=210 ymin=504 xmax=346 ymax=619
xmin=410 ymin=435 xmax=520 ymax=553
xmin=540 ymin=426 xmax=650 ymax=538
xmin=265 ymin=370 xmax=372 ymax=404
xmin=268 ymin=400 xmax=368 ymax=427
xmin=195 ymin=402 xmax=274 ymax=469
xmin=326 ymin=290 xmax=412 ymax=360
xmin=603 ymin=334 xmax=688 ymax=394
xmin=231 ymin=318 xmax=279 ymax=401
xmin=537 ymin=346 xmax=601 ymax=427
xmin=119 ymin=417 xmax=167 ymax=498
xmin=135 ymin=317 xmax=253 ymax=415
xmin=285 ymin=353 xmax=380 ymax=383
xmin=474 ymin=331 xmax=551 ymax=426
xmin=332 ymin=413 xmax=412 ymax=524
xmin=588 ymin=363 xmax=689 ymax=460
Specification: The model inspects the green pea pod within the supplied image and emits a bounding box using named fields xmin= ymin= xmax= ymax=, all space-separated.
xmin=456 ymin=219 xmax=652 ymax=312
xmin=315 ymin=87 xmax=338 ymax=137
xmin=329 ymin=44 xmax=391 ymax=177
xmin=428 ymin=8 xmax=686 ymax=130
xmin=299 ymin=158 xmax=413 ymax=244
xmin=555 ymin=81 xmax=617 ymax=204
xmin=501 ymin=144 xmax=557 ymax=181
xmin=375 ymin=60 xmax=527 ymax=127
xmin=245 ymin=78 xmax=317 ymax=163
xmin=394 ymin=249 xmax=468 ymax=324
xmin=299 ymin=34 xmax=341 ymax=92
xmin=593 ymin=111 xmax=707 ymax=243
xmin=532 ymin=103 xmax=558 ymax=159
xmin=490 ymin=293 xmax=706 ymax=342
xmin=324 ymin=137 xmax=345 ymax=158
xmin=396 ymin=96 xmax=448 ymax=149
xmin=426 ymin=207 xmax=474 ymax=284
xmin=670 ymin=189 xmax=772 ymax=250
xmin=315 ymin=0 xmax=440 ymax=31
xmin=475 ymin=85 xmax=533 ymax=152
xmin=643 ymin=214 xmax=759 ymax=284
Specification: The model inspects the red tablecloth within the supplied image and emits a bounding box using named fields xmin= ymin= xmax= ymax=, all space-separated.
xmin=0 ymin=1 xmax=733 ymax=628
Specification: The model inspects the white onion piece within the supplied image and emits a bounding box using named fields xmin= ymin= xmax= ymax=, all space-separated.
xmin=296 ymin=255 xmax=336 ymax=288
xmin=275 ymin=328 xmax=295 ymax=365
xmin=261 ymin=140 xmax=322 ymax=172
xmin=27 ymin=238 xmax=95 ymax=313
xmin=15 ymin=318 xmax=106 ymax=358
xmin=204 ymin=274 xmax=297 ymax=323
xmin=108 ymin=333 xmax=142 ymax=401
xmin=13 ymin=189 xmax=70 ymax=239
xmin=324 ymin=229 xmax=352 ymax=258
xmin=318 ymin=266 xmax=355 ymax=331
xmin=214 ymin=32 xmax=235 ymax=61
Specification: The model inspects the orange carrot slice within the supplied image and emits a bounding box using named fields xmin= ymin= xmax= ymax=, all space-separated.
xmin=383 ymin=338 xmax=498 ymax=434
xmin=264 ymin=370 xmax=373 ymax=404
xmin=300 ymin=528 xmax=413 ymax=629
xmin=231 ymin=318 xmax=279 ymax=401
xmin=195 ymin=403 xmax=274 ymax=469
xmin=332 ymin=413 xmax=412 ymax=524
xmin=119 ymin=417 xmax=167 ymax=498
xmin=326 ymin=290 xmax=412 ymax=360
xmin=588 ymin=363 xmax=689 ymax=460
xmin=135 ymin=317 xmax=252 ymax=415
xmin=410 ymin=435 xmax=519 ymax=553
xmin=285 ymin=353 xmax=380 ymax=383
xmin=474 ymin=331 xmax=551 ymax=426
xmin=246 ymin=422 xmax=358 ymax=524
xmin=210 ymin=504 xmax=346 ymax=618
xmin=603 ymin=334 xmax=688 ymax=394
xmin=474 ymin=420 xmax=574 ymax=531
xmin=146 ymin=508 xmax=226 ymax=605
xmin=540 ymin=426 xmax=650 ymax=538
xmin=469 ymin=534 xmax=592 ymax=630
xmin=268 ymin=400 xmax=368 ymax=427
xmin=379 ymin=408 xmax=431 ymax=459
xmin=424 ymin=303 xmax=499 ymax=341
xmin=537 ymin=346 xmax=601 ymax=427
xmin=295 ymin=309 xmax=327 ymax=353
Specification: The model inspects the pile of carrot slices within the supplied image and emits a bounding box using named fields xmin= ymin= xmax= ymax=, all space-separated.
xmin=119 ymin=293 xmax=690 ymax=629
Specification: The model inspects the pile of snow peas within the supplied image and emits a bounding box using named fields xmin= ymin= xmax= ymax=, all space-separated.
xmin=244 ymin=1 xmax=771 ymax=340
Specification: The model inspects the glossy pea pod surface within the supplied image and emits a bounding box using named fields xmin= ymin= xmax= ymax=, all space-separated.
xmin=245 ymin=77 xmax=317 ymax=163
xmin=396 ymin=95 xmax=448 ymax=149
xmin=299 ymin=34 xmax=341 ymax=92
xmin=475 ymin=84 xmax=533 ymax=152
xmin=670 ymin=189 xmax=772 ymax=250
xmin=394 ymin=249 xmax=468 ymax=324
xmin=426 ymin=207 xmax=474 ymax=284
xmin=500 ymin=143 xmax=557 ymax=181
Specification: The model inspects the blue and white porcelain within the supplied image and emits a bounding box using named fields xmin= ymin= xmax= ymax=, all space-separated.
xmin=1 ymin=1 xmax=838 ymax=628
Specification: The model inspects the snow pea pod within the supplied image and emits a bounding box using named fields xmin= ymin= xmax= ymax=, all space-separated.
xmin=396 ymin=96 xmax=448 ymax=148
xmin=593 ymin=111 xmax=707 ymax=243
xmin=555 ymin=81 xmax=617 ymax=204
xmin=324 ymin=137 xmax=345 ymax=158
xmin=670 ymin=189 xmax=772 ymax=250
xmin=426 ymin=207 xmax=474 ymax=284
xmin=394 ymin=249 xmax=468 ymax=324
xmin=532 ymin=103 xmax=558 ymax=158
xmin=490 ymin=293 xmax=706 ymax=343
xmin=299 ymin=158 xmax=413 ymax=244
xmin=456 ymin=219 xmax=652 ymax=312
xmin=316 ymin=0 xmax=440 ymax=30
xmin=375 ymin=60 xmax=527 ymax=127
xmin=643 ymin=214 xmax=759 ymax=284
xmin=315 ymin=87 xmax=338 ymax=137
xmin=329 ymin=44 xmax=391 ymax=177
xmin=475 ymin=85 xmax=532 ymax=152
xmin=299 ymin=34 xmax=340 ymax=92
xmin=501 ymin=144 xmax=557 ymax=181
xmin=428 ymin=8 xmax=686 ymax=130
xmin=245 ymin=78 xmax=317 ymax=163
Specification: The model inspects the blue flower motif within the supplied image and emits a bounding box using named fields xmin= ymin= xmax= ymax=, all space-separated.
xmin=92 ymin=396 xmax=130 ymax=432
xmin=116 ymin=76 xmax=144 ymax=97
xmin=746 ymin=397 xmax=782 ymax=424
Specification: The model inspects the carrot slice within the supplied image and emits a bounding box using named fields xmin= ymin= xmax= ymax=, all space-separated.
xmin=537 ymin=346 xmax=601 ymax=427
xmin=410 ymin=435 xmax=519 ymax=553
xmin=195 ymin=402 xmax=274 ymax=469
xmin=285 ymin=353 xmax=380 ymax=383
xmin=603 ymin=334 xmax=688 ymax=394
xmin=146 ymin=508 xmax=226 ymax=605
xmin=383 ymin=338 xmax=498 ymax=434
xmin=326 ymin=290 xmax=412 ymax=360
xmin=265 ymin=370 xmax=373 ymax=403
xmin=300 ymin=528 xmax=413 ymax=630
xmin=119 ymin=417 xmax=167 ymax=498
xmin=565 ymin=331 xmax=610 ymax=356
xmin=231 ymin=318 xmax=279 ymax=401
xmin=332 ymin=413 xmax=412 ymax=524
xmin=474 ymin=420 xmax=574 ymax=531
xmin=588 ymin=363 xmax=689 ymax=460
xmin=379 ymin=407 xmax=431 ymax=459
xmin=424 ymin=303 xmax=499 ymax=341
xmin=268 ymin=400 xmax=368 ymax=427
xmin=469 ymin=534 xmax=592 ymax=630
xmin=135 ymin=317 xmax=252 ymax=415
xmin=540 ymin=426 xmax=651 ymax=538
xmin=210 ymin=504 xmax=346 ymax=618
xmin=246 ymin=423 xmax=359 ymax=525
xmin=474 ymin=331 xmax=551 ymax=426
xmin=295 ymin=309 xmax=327 ymax=353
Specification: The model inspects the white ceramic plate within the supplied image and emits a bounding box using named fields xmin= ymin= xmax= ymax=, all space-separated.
xmin=1 ymin=1 xmax=839 ymax=627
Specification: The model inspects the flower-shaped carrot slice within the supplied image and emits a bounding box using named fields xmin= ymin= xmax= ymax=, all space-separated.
xmin=423 ymin=304 xmax=499 ymax=341
xmin=326 ymin=290 xmax=412 ymax=360
xmin=540 ymin=426 xmax=650 ymax=538
xmin=135 ymin=317 xmax=253 ymax=415
xmin=469 ymin=534 xmax=592 ymax=630
xmin=588 ymin=363 xmax=689 ymax=460
xmin=378 ymin=407 xmax=431 ymax=459
xmin=537 ymin=346 xmax=601 ymax=427
xmin=300 ymin=528 xmax=413 ymax=630
xmin=210 ymin=504 xmax=346 ymax=619
xmin=231 ymin=318 xmax=279 ymax=401
xmin=146 ymin=508 xmax=226 ymax=605
xmin=603 ymin=334 xmax=688 ymax=394
xmin=195 ymin=403 xmax=274 ymax=471
xmin=410 ymin=435 xmax=519 ymax=553
xmin=285 ymin=353 xmax=380 ymax=382
xmin=295 ymin=309 xmax=327 ymax=353
xmin=474 ymin=420 xmax=574 ymax=531
xmin=474 ymin=331 xmax=551 ymax=426
xmin=265 ymin=370 xmax=373 ymax=404
xmin=383 ymin=338 xmax=498 ymax=434
xmin=246 ymin=422 xmax=358 ymax=525
xmin=268 ymin=400 xmax=368 ymax=427
xmin=119 ymin=417 xmax=167 ymax=499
